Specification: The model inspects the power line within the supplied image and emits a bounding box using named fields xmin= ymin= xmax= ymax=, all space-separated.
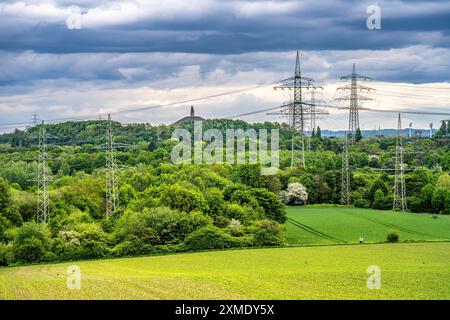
xmin=0 ymin=82 xmax=279 ymax=128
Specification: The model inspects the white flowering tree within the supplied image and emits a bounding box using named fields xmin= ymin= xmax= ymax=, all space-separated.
xmin=279 ymin=182 xmax=308 ymax=205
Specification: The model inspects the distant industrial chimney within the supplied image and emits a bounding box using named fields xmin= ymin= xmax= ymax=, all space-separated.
xmin=190 ymin=106 xmax=195 ymax=117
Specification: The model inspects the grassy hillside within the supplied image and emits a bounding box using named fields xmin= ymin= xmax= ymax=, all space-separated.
xmin=1 ymin=242 xmax=449 ymax=300
xmin=285 ymin=206 xmax=450 ymax=245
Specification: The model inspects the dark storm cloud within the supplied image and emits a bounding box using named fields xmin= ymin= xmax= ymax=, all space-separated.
xmin=0 ymin=0 xmax=449 ymax=54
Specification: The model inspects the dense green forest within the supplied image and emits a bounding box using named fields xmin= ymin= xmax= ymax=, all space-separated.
xmin=0 ymin=118 xmax=449 ymax=266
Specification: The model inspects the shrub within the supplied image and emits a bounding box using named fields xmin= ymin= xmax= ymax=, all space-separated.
xmin=204 ymin=188 xmax=225 ymax=217
xmin=223 ymin=203 xmax=246 ymax=222
xmin=253 ymin=219 xmax=286 ymax=247
xmin=432 ymin=188 xmax=450 ymax=215
xmin=386 ymin=231 xmax=399 ymax=243
xmin=119 ymin=183 xmax=137 ymax=207
xmin=0 ymin=177 xmax=12 ymax=213
xmin=279 ymin=183 xmax=308 ymax=205
xmin=115 ymin=207 xmax=211 ymax=245
xmin=250 ymin=188 xmax=286 ymax=223
xmin=213 ymin=215 xmax=231 ymax=228
xmin=184 ymin=226 xmax=237 ymax=250
xmin=160 ymin=184 xmax=208 ymax=213
xmin=74 ymin=223 xmax=111 ymax=259
xmin=3 ymin=207 xmax=23 ymax=227
xmin=408 ymin=196 xmax=423 ymax=213
xmin=112 ymin=239 xmax=151 ymax=257
xmin=354 ymin=197 xmax=371 ymax=208
xmin=79 ymin=239 xmax=110 ymax=259
xmin=0 ymin=215 xmax=12 ymax=242
xmin=0 ymin=242 xmax=13 ymax=266
xmin=13 ymin=222 xmax=51 ymax=263
xmin=232 ymin=164 xmax=262 ymax=188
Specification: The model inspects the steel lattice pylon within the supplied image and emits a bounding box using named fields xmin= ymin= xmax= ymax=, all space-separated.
xmin=37 ymin=121 xmax=50 ymax=223
xmin=273 ymin=51 xmax=322 ymax=168
xmin=393 ymin=113 xmax=407 ymax=211
xmin=105 ymin=114 xmax=119 ymax=215
xmin=341 ymin=133 xmax=351 ymax=205
xmin=336 ymin=64 xmax=374 ymax=144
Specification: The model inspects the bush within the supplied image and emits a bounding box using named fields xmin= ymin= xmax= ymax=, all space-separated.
xmin=0 ymin=177 xmax=12 ymax=213
xmin=115 ymin=207 xmax=211 ymax=245
xmin=354 ymin=197 xmax=371 ymax=208
xmin=73 ymin=223 xmax=111 ymax=259
xmin=386 ymin=231 xmax=399 ymax=243
xmin=204 ymin=188 xmax=225 ymax=217
xmin=112 ymin=239 xmax=151 ymax=257
xmin=408 ymin=196 xmax=423 ymax=213
xmin=79 ymin=239 xmax=110 ymax=259
xmin=213 ymin=215 xmax=231 ymax=228
xmin=432 ymin=188 xmax=450 ymax=215
xmin=51 ymin=237 xmax=83 ymax=261
xmin=250 ymin=188 xmax=286 ymax=223
xmin=13 ymin=222 xmax=51 ymax=263
xmin=279 ymin=183 xmax=308 ymax=205
xmin=0 ymin=242 xmax=13 ymax=266
xmin=2 ymin=205 xmax=23 ymax=227
xmin=160 ymin=184 xmax=208 ymax=213
xmin=0 ymin=215 xmax=12 ymax=242
xmin=253 ymin=219 xmax=286 ymax=247
xmin=184 ymin=226 xmax=237 ymax=250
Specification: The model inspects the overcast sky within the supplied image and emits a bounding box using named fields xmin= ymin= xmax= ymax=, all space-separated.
xmin=1 ymin=0 xmax=450 ymax=132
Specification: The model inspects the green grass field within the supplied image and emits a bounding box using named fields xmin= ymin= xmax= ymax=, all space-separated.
xmin=285 ymin=206 xmax=450 ymax=245
xmin=1 ymin=206 xmax=449 ymax=300
xmin=1 ymin=242 xmax=449 ymax=299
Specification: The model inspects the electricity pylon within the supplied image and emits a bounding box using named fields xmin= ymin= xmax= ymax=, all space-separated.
xmin=393 ymin=113 xmax=407 ymax=211
xmin=273 ymin=51 xmax=321 ymax=168
xmin=336 ymin=63 xmax=374 ymax=144
xmin=32 ymin=112 xmax=40 ymax=126
xmin=37 ymin=121 xmax=51 ymax=223
xmin=341 ymin=132 xmax=351 ymax=205
xmin=305 ymin=88 xmax=324 ymax=151
xmin=105 ymin=114 xmax=119 ymax=215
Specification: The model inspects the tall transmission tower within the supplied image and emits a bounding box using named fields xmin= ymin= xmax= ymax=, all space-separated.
xmin=393 ymin=113 xmax=407 ymax=212
xmin=305 ymin=88 xmax=324 ymax=150
xmin=32 ymin=112 xmax=40 ymax=126
xmin=36 ymin=121 xmax=51 ymax=223
xmin=336 ymin=63 xmax=374 ymax=144
xmin=273 ymin=51 xmax=322 ymax=168
xmin=105 ymin=114 xmax=119 ymax=215
xmin=341 ymin=133 xmax=351 ymax=205
xmin=306 ymin=87 xmax=324 ymax=134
